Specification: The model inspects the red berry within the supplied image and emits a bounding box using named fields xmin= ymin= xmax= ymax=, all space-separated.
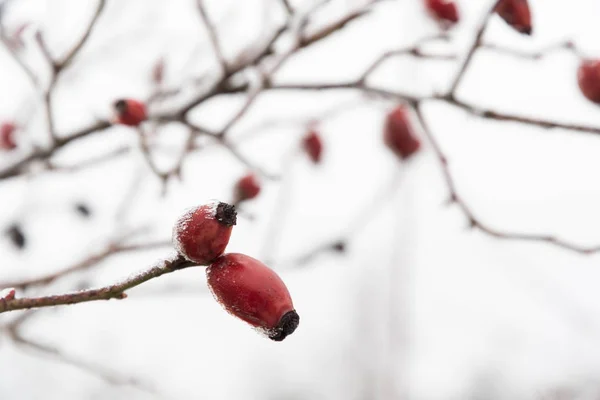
xmin=207 ymin=253 xmax=299 ymax=341
xmin=234 ymin=173 xmax=261 ymax=203
xmin=172 ymin=201 xmax=237 ymax=265
xmin=113 ymin=99 xmax=147 ymax=127
xmin=578 ymin=60 xmax=600 ymax=104
xmin=495 ymin=0 xmax=532 ymax=35
xmin=302 ymin=130 xmax=323 ymax=164
xmin=0 ymin=122 xmax=17 ymax=150
xmin=425 ymin=0 xmax=459 ymax=26
xmin=384 ymin=106 xmax=421 ymax=160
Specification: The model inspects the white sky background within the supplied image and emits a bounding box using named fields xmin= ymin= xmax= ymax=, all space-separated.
xmin=1 ymin=0 xmax=600 ymax=399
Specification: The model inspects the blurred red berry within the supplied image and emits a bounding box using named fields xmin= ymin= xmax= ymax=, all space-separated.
xmin=207 ymin=253 xmax=299 ymax=341
xmin=495 ymin=0 xmax=532 ymax=35
xmin=234 ymin=173 xmax=261 ymax=203
xmin=172 ymin=201 xmax=236 ymax=265
xmin=384 ymin=106 xmax=421 ymax=160
xmin=0 ymin=123 xmax=17 ymax=150
xmin=113 ymin=99 xmax=147 ymax=126
xmin=425 ymin=0 xmax=459 ymax=26
xmin=578 ymin=59 xmax=600 ymax=104
xmin=303 ymin=130 xmax=323 ymax=164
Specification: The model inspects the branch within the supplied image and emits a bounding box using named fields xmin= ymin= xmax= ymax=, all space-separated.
xmin=480 ymin=40 xmax=583 ymax=61
xmin=196 ymin=0 xmax=228 ymax=75
xmin=7 ymin=328 xmax=154 ymax=391
xmin=414 ymin=104 xmax=600 ymax=255
xmin=0 ymin=254 xmax=195 ymax=314
xmin=447 ymin=0 xmax=501 ymax=95
xmin=56 ymin=0 xmax=106 ymax=69
xmin=0 ymin=240 xmax=171 ymax=290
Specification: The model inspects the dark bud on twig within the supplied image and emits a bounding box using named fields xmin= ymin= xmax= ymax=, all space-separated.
xmin=6 ymin=224 xmax=26 ymax=250
xmin=332 ymin=241 xmax=346 ymax=252
xmin=74 ymin=202 xmax=92 ymax=218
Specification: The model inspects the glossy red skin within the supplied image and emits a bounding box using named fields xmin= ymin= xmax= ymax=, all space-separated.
xmin=172 ymin=203 xmax=234 ymax=265
xmin=207 ymin=253 xmax=295 ymax=332
xmin=425 ymin=0 xmax=459 ymax=25
xmin=0 ymin=122 xmax=17 ymax=150
xmin=235 ymin=173 xmax=261 ymax=202
xmin=384 ymin=106 xmax=421 ymax=160
xmin=303 ymin=130 xmax=323 ymax=164
xmin=495 ymin=0 xmax=532 ymax=35
xmin=578 ymin=60 xmax=600 ymax=104
xmin=114 ymin=99 xmax=147 ymax=126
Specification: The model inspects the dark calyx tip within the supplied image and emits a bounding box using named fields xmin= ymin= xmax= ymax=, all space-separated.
xmin=215 ymin=202 xmax=237 ymax=226
xmin=114 ymin=99 xmax=127 ymax=113
xmin=520 ymin=26 xmax=532 ymax=35
xmin=269 ymin=310 xmax=300 ymax=342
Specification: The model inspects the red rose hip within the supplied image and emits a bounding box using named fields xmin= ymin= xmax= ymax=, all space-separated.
xmin=234 ymin=173 xmax=261 ymax=203
xmin=207 ymin=253 xmax=299 ymax=341
xmin=384 ymin=106 xmax=421 ymax=160
xmin=0 ymin=122 xmax=17 ymax=150
xmin=495 ymin=0 xmax=532 ymax=35
xmin=172 ymin=201 xmax=236 ymax=265
xmin=113 ymin=98 xmax=147 ymax=126
xmin=302 ymin=130 xmax=323 ymax=164
xmin=425 ymin=0 xmax=459 ymax=27
xmin=578 ymin=59 xmax=600 ymax=104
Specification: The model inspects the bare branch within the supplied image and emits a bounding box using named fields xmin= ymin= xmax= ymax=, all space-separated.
xmin=196 ymin=0 xmax=228 ymax=75
xmin=448 ymin=0 xmax=502 ymax=95
xmin=414 ymin=104 xmax=600 ymax=255
xmin=0 ymin=254 xmax=195 ymax=314
xmin=0 ymin=240 xmax=171 ymax=291
xmin=57 ymin=0 xmax=107 ymax=69
xmin=7 ymin=329 xmax=154 ymax=391
xmin=481 ymin=40 xmax=583 ymax=61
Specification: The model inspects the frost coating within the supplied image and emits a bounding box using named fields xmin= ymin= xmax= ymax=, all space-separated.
xmin=172 ymin=200 xmax=235 ymax=264
xmin=171 ymin=205 xmax=199 ymax=258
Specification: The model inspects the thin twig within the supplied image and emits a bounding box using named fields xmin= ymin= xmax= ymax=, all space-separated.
xmin=0 ymin=254 xmax=194 ymax=314
xmin=447 ymin=0 xmax=501 ymax=95
xmin=0 ymin=240 xmax=171 ymax=290
xmin=414 ymin=104 xmax=600 ymax=255
xmin=196 ymin=0 xmax=228 ymax=75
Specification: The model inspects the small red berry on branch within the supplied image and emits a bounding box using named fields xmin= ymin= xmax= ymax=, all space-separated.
xmin=302 ymin=130 xmax=323 ymax=164
xmin=384 ymin=106 xmax=421 ymax=160
xmin=0 ymin=122 xmax=17 ymax=150
xmin=172 ymin=201 xmax=237 ymax=265
xmin=495 ymin=0 xmax=532 ymax=36
xmin=234 ymin=173 xmax=261 ymax=203
xmin=578 ymin=59 xmax=600 ymax=104
xmin=207 ymin=253 xmax=299 ymax=341
xmin=424 ymin=0 xmax=459 ymax=27
xmin=113 ymin=99 xmax=147 ymax=127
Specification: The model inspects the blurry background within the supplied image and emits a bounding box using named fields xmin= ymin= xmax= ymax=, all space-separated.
xmin=2 ymin=0 xmax=600 ymax=399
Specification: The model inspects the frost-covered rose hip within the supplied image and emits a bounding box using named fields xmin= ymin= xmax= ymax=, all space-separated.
xmin=113 ymin=98 xmax=147 ymax=126
xmin=207 ymin=253 xmax=299 ymax=341
xmin=234 ymin=173 xmax=261 ymax=203
xmin=384 ymin=106 xmax=421 ymax=160
xmin=578 ymin=59 xmax=600 ymax=104
xmin=172 ymin=201 xmax=236 ymax=265
xmin=495 ymin=0 xmax=532 ymax=35
xmin=302 ymin=130 xmax=323 ymax=164
xmin=425 ymin=0 xmax=459 ymax=27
